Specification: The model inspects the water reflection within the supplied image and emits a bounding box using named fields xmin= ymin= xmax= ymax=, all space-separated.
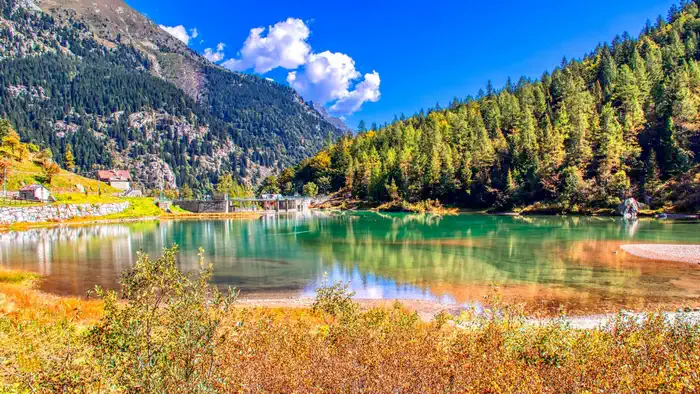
xmin=302 ymin=262 xmax=458 ymax=304
xmin=0 ymin=213 xmax=699 ymax=314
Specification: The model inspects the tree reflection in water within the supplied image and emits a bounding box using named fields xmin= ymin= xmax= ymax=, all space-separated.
xmin=0 ymin=213 xmax=698 ymax=314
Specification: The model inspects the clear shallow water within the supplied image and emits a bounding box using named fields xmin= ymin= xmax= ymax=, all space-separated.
xmin=1 ymin=212 xmax=699 ymax=314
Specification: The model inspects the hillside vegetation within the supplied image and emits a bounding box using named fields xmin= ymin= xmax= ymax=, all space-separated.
xmin=0 ymin=120 xmax=119 ymax=196
xmin=0 ymin=0 xmax=342 ymax=192
xmin=282 ymin=2 xmax=700 ymax=213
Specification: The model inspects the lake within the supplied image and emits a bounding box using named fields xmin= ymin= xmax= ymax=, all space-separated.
xmin=1 ymin=212 xmax=699 ymax=315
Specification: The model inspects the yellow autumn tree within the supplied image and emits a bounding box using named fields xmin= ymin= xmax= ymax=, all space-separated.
xmin=64 ymin=145 xmax=76 ymax=172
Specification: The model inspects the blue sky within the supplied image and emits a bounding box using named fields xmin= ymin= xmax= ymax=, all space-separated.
xmin=128 ymin=0 xmax=678 ymax=129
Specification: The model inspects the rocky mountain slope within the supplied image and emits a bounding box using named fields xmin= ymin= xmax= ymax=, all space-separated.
xmin=0 ymin=0 xmax=343 ymax=190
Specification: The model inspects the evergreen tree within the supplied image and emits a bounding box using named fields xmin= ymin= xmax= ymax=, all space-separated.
xmin=643 ymin=150 xmax=662 ymax=205
xmin=357 ymin=120 xmax=367 ymax=133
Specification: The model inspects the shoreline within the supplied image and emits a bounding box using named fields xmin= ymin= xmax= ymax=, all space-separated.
xmin=620 ymin=244 xmax=700 ymax=264
xmin=0 ymin=211 xmax=264 ymax=233
xmin=1 ymin=206 xmax=698 ymax=233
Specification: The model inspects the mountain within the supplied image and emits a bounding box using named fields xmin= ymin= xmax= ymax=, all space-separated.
xmin=282 ymin=2 xmax=700 ymax=212
xmin=0 ymin=0 xmax=343 ymax=191
xmin=312 ymin=103 xmax=353 ymax=134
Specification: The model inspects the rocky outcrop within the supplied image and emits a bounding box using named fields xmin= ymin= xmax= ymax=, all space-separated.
xmin=0 ymin=202 xmax=129 ymax=224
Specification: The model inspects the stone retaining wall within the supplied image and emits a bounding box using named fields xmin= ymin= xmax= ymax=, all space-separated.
xmin=0 ymin=202 xmax=129 ymax=224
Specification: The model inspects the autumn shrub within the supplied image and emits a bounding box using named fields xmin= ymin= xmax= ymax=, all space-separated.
xmin=88 ymin=246 xmax=237 ymax=393
xmin=311 ymin=276 xmax=358 ymax=320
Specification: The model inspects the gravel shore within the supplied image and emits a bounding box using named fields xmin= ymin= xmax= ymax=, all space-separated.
xmin=620 ymin=244 xmax=700 ymax=264
xmin=532 ymin=311 xmax=700 ymax=330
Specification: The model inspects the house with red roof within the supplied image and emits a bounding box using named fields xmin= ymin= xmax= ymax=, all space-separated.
xmin=97 ymin=170 xmax=132 ymax=191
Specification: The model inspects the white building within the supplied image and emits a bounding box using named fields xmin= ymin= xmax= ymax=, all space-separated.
xmin=97 ymin=170 xmax=131 ymax=191
xmin=19 ymin=184 xmax=51 ymax=201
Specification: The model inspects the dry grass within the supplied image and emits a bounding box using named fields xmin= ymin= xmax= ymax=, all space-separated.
xmin=0 ymin=268 xmax=103 ymax=323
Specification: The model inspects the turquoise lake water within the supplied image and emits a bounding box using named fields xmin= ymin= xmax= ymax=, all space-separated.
xmin=1 ymin=212 xmax=699 ymax=313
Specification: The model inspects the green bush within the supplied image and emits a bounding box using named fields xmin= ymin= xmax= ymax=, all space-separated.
xmin=88 ymin=246 xmax=237 ymax=393
xmin=312 ymin=276 xmax=358 ymax=320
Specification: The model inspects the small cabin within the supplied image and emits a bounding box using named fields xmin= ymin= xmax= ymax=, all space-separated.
xmin=19 ymin=184 xmax=51 ymax=201
xmin=97 ymin=170 xmax=131 ymax=191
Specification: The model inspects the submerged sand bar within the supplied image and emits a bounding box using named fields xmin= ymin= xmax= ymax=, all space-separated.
xmin=621 ymin=244 xmax=700 ymax=264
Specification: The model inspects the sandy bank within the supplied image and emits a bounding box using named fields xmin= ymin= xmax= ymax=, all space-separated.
xmin=621 ymin=244 xmax=700 ymax=264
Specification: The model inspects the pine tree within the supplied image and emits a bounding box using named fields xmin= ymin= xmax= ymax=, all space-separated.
xmin=516 ymin=108 xmax=540 ymax=175
xmin=613 ymin=65 xmax=644 ymax=161
xmin=344 ymin=158 xmax=355 ymax=193
xmin=563 ymin=77 xmax=594 ymax=170
xmin=599 ymin=49 xmax=618 ymax=98
xmin=630 ymin=47 xmax=651 ymax=107
xmin=643 ymin=150 xmax=662 ymax=205
xmin=597 ymin=103 xmax=625 ymax=175
xmin=357 ymin=120 xmax=366 ymax=132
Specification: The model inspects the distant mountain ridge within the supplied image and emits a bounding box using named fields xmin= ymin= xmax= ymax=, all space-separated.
xmin=312 ymin=103 xmax=353 ymax=134
xmin=0 ymin=0 xmax=343 ymax=190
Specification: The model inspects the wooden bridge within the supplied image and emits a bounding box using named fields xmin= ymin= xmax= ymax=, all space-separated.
xmin=173 ymin=197 xmax=310 ymax=214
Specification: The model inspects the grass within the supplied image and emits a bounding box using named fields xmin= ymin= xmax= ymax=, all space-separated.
xmin=96 ymin=197 xmax=162 ymax=219
xmin=0 ymin=269 xmax=38 ymax=284
xmin=0 ymin=250 xmax=698 ymax=393
xmin=52 ymin=192 xmax=124 ymax=204
xmin=4 ymin=156 xmax=119 ymax=194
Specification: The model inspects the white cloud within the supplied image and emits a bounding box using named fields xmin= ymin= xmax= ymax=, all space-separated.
xmin=287 ymin=52 xmax=380 ymax=115
xmin=221 ymin=18 xmax=310 ymax=73
xmin=286 ymin=51 xmax=358 ymax=104
xmin=203 ymin=42 xmax=226 ymax=63
xmin=330 ymin=71 xmax=381 ymax=115
xmin=159 ymin=24 xmax=196 ymax=45
xmin=221 ymin=18 xmax=380 ymax=115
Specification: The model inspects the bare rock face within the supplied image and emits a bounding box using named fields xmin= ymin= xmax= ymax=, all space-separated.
xmin=132 ymin=154 xmax=177 ymax=190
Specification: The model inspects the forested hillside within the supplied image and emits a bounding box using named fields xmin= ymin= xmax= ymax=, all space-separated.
xmin=283 ymin=1 xmax=700 ymax=212
xmin=0 ymin=0 xmax=342 ymax=192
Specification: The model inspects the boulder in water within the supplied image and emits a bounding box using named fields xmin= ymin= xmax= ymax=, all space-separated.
xmin=616 ymin=197 xmax=640 ymax=217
